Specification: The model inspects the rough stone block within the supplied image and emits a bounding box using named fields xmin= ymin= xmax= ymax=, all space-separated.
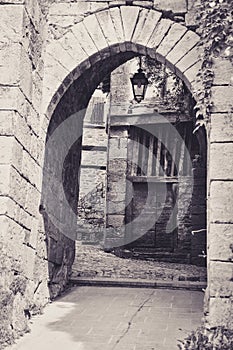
xmin=108 ymin=138 xmax=128 ymax=159
xmin=107 ymin=200 xmax=126 ymax=216
xmin=0 ymin=43 xmax=21 ymax=85
xmin=209 ymin=181 xmax=233 ymax=223
xmin=209 ymin=261 xmax=233 ymax=297
xmin=0 ymin=86 xmax=22 ymax=111
xmin=135 ymin=9 xmax=161 ymax=45
xmin=49 ymin=2 xmax=90 ymax=16
xmin=147 ymin=18 xmax=172 ymax=52
xmin=0 ymin=164 xmax=11 ymax=195
xmin=107 ymin=181 xmax=126 ymax=202
xmin=14 ymin=113 xmax=34 ymax=154
xmin=208 ymin=297 xmax=233 ymax=328
xmin=25 ymin=0 xmax=42 ymax=31
xmin=0 ymin=110 xmax=16 ymax=135
xmin=60 ymin=30 xmax=88 ymax=64
xmin=96 ymin=10 xmax=119 ymax=46
xmin=107 ymin=214 xmax=125 ymax=228
xmin=211 ymin=86 xmax=233 ymax=113
xmin=22 ymin=149 xmax=41 ymax=189
xmin=212 ymin=58 xmax=233 ymax=85
xmin=49 ymin=14 xmax=83 ymax=28
xmin=20 ymin=47 xmax=33 ymax=101
xmin=156 ymin=22 xmax=187 ymax=63
xmin=182 ymin=60 xmax=202 ymax=90
xmin=120 ymin=6 xmax=140 ymax=41
xmin=109 ymin=127 xmax=128 ymax=138
xmin=131 ymin=8 xmax=150 ymax=42
xmin=90 ymin=1 xmax=109 ymax=13
xmin=209 ymin=224 xmax=233 ymax=262
xmin=22 ymin=244 xmax=36 ymax=280
xmin=83 ymin=14 xmax=108 ymax=51
xmin=166 ymin=30 xmax=199 ymax=67
xmin=108 ymin=159 xmax=128 ymax=174
xmin=72 ymin=21 xmax=99 ymax=57
xmin=0 ymin=165 xmax=37 ymax=210
xmin=210 ymin=113 xmax=233 ymax=143
xmin=0 ymin=136 xmax=23 ymax=171
xmin=0 ymin=5 xmax=24 ymax=43
xmin=185 ymin=0 xmax=200 ymax=28
xmin=109 ymin=7 xmax=124 ymax=43
xmin=134 ymin=1 xmax=153 ymax=7
xmin=0 ymin=215 xmax=25 ymax=257
xmin=153 ymin=0 xmax=187 ymax=13
xmin=0 ymin=195 xmax=32 ymax=231
xmin=210 ymin=143 xmax=233 ymax=180
xmin=176 ymin=45 xmax=201 ymax=73
xmin=46 ymin=41 xmax=77 ymax=73
xmin=32 ymin=70 xmax=42 ymax=113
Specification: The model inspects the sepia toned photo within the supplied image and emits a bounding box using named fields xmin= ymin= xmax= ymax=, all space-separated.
xmin=0 ymin=0 xmax=232 ymax=349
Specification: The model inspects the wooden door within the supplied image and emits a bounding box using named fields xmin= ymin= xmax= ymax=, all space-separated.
xmin=127 ymin=182 xmax=177 ymax=251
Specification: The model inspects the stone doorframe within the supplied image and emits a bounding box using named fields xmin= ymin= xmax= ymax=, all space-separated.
xmin=41 ymin=5 xmax=233 ymax=328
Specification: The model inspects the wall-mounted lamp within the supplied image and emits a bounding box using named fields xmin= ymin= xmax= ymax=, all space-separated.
xmin=130 ymin=57 xmax=149 ymax=103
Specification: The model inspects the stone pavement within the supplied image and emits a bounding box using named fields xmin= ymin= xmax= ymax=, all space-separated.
xmin=8 ymin=286 xmax=204 ymax=350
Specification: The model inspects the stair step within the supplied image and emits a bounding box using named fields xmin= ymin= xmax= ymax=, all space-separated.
xmin=118 ymin=249 xmax=190 ymax=264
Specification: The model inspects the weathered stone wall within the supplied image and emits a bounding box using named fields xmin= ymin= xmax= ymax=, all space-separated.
xmin=77 ymin=182 xmax=106 ymax=244
xmin=79 ymin=125 xmax=107 ymax=197
xmin=105 ymin=126 xmax=129 ymax=248
xmin=207 ymin=57 xmax=233 ymax=329
xmin=0 ymin=0 xmax=49 ymax=345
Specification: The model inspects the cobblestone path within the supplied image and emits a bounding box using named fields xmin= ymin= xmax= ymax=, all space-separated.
xmin=72 ymin=244 xmax=207 ymax=282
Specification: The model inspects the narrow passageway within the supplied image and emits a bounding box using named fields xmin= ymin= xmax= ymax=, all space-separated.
xmin=8 ymin=286 xmax=203 ymax=350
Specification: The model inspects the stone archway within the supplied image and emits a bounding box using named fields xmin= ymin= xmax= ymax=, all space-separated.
xmin=40 ymin=4 xmax=233 ymax=330
xmin=41 ymin=4 xmax=202 ymax=294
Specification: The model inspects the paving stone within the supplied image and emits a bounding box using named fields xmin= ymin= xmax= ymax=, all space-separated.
xmin=7 ymin=286 xmax=204 ymax=350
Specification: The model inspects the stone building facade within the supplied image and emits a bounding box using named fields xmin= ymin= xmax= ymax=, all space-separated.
xmin=104 ymin=58 xmax=207 ymax=266
xmin=0 ymin=0 xmax=232 ymax=345
xmin=77 ymin=90 xmax=108 ymax=244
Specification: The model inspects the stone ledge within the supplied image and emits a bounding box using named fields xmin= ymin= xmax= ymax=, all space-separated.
xmin=70 ymin=277 xmax=207 ymax=291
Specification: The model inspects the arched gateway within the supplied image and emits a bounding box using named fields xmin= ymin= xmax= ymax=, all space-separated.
xmin=0 ymin=1 xmax=232 ymax=344
xmin=41 ymin=4 xmax=202 ymax=290
xmin=40 ymin=4 xmax=232 ymax=330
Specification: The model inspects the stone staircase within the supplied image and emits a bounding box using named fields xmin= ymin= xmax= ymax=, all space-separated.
xmin=114 ymin=248 xmax=191 ymax=264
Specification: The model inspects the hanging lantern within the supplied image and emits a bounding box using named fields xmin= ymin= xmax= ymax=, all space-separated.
xmin=130 ymin=57 xmax=149 ymax=103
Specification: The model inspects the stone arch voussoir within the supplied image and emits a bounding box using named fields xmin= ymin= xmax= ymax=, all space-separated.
xmin=42 ymin=5 xmax=201 ymax=119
